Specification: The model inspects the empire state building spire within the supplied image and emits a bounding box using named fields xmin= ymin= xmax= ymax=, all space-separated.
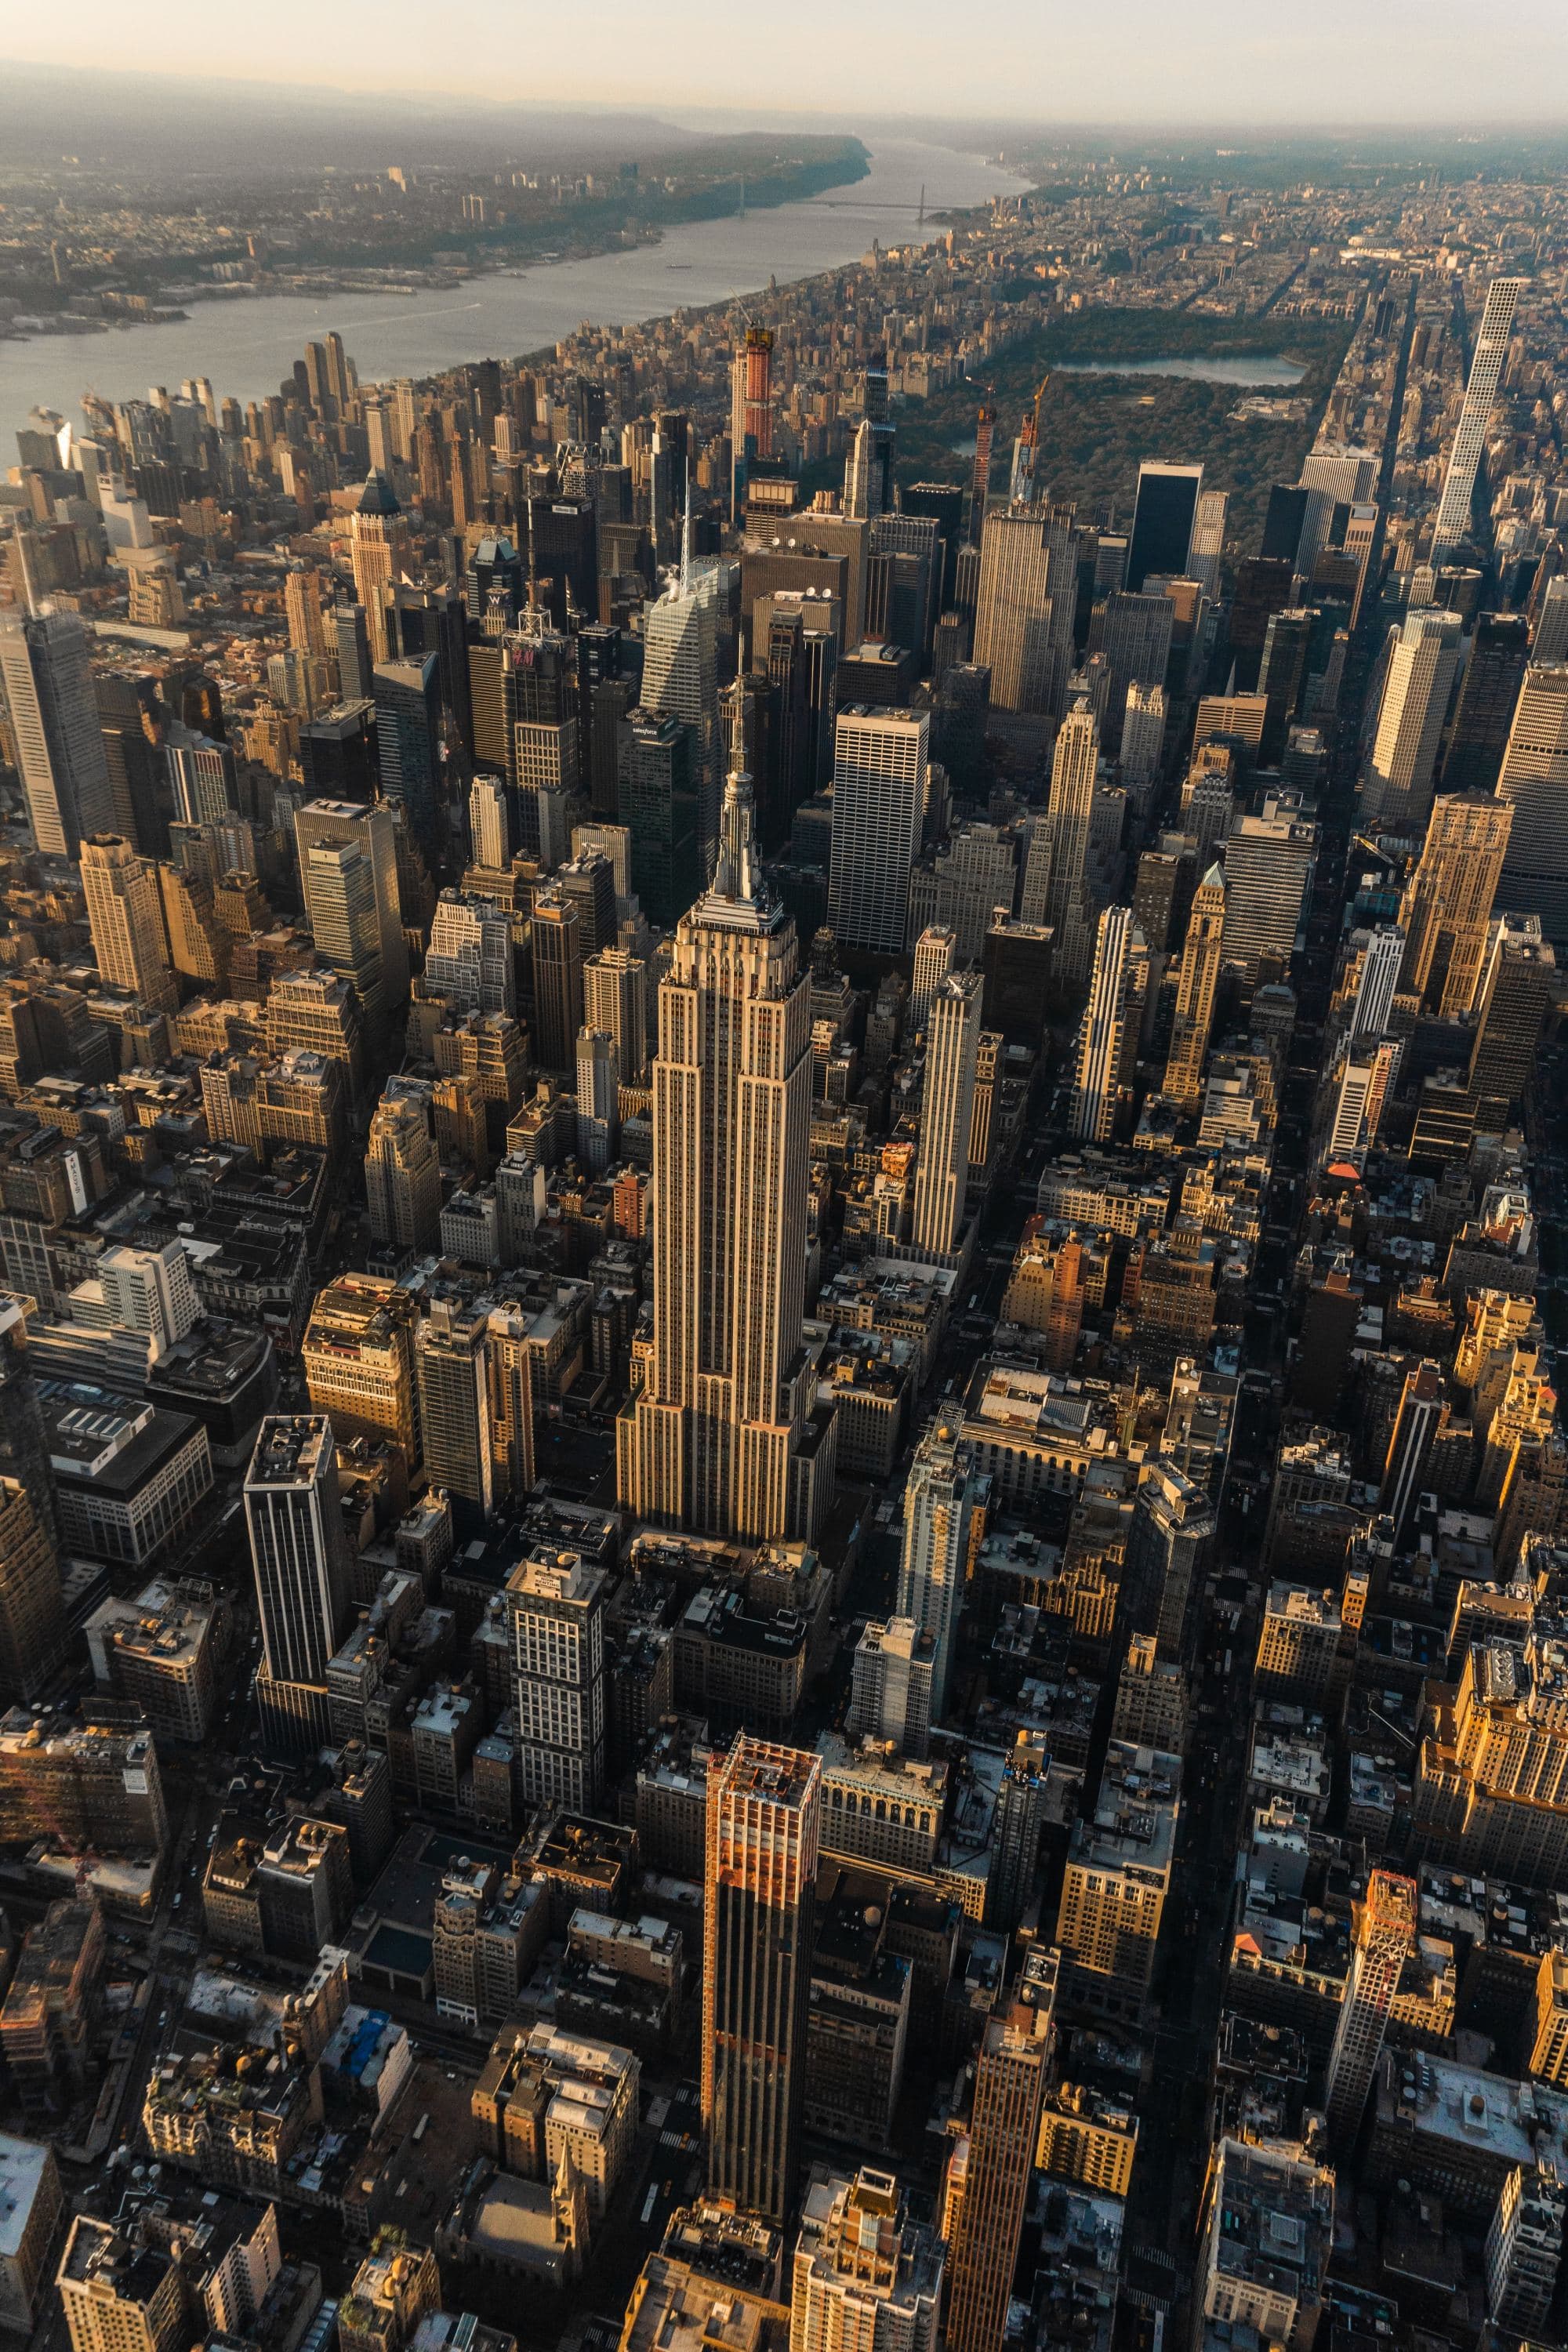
xmin=713 ymin=696 xmax=760 ymax=906
xmin=617 ymin=685 xmax=830 ymax=1543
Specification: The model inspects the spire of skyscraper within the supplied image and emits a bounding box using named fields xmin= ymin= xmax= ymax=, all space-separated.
xmin=679 ymin=459 xmax=695 ymax=596
xmin=712 ymin=694 xmax=759 ymax=907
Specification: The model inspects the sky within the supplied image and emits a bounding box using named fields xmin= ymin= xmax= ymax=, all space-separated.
xmin=7 ymin=2 xmax=1568 ymax=127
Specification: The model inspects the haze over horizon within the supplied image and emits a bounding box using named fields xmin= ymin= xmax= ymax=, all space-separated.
xmin=5 ymin=2 xmax=1568 ymax=129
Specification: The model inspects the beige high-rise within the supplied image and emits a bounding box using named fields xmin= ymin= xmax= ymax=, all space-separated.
xmin=618 ymin=718 xmax=823 ymax=1541
xmin=1163 ymin=864 xmax=1226 ymax=1105
xmin=1041 ymin=702 xmax=1100 ymax=979
xmin=910 ymin=973 xmax=982 ymax=1261
xmin=303 ymin=1273 xmax=421 ymax=1461
xmin=943 ymin=2002 xmax=1050 ymax=2352
xmin=81 ymin=835 xmax=176 ymax=1015
xmin=1323 ymin=1869 xmax=1416 ymax=2142
xmin=972 ymin=510 xmax=1076 ymax=714
xmin=583 ymin=946 xmax=648 ymax=1083
xmin=1400 ymin=793 xmax=1514 ymax=1017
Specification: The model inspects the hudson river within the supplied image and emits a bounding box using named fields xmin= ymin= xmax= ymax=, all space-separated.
xmin=0 ymin=140 xmax=1024 ymax=434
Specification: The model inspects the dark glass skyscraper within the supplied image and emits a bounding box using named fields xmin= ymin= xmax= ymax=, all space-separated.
xmin=373 ymin=654 xmax=441 ymax=855
xmin=702 ymin=1737 xmax=819 ymax=2224
xmin=618 ymin=706 xmax=699 ymax=927
xmin=1126 ymin=461 xmax=1203 ymax=591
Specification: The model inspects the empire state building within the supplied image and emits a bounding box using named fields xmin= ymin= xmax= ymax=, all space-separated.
xmin=617 ymin=711 xmax=833 ymax=1541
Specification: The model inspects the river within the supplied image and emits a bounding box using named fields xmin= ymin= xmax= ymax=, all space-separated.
xmin=0 ymin=140 xmax=1025 ymax=436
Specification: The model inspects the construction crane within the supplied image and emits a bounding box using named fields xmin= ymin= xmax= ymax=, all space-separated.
xmin=1008 ymin=376 xmax=1051 ymax=506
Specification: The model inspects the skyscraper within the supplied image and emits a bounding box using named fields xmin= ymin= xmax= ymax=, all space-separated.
xmin=1040 ymin=701 xmax=1101 ymax=978
xmin=350 ymin=470 xmax=409 ymax=664
xmin=968 ymin=405 xmax=996 ymax=546
xmin=415 ymin=1297 xmax=495 ymax=1519
xmin=909 ymin=924 xmax=957 ymax=1035
xmin=583 ymin=946 xmax=648 ymax=1084
xmin=618 ymin=718 xmax=824 ymax=1542
xmin=844 ymin=418 xmax=892 ymax=521
xmin=528 ymin=885 xmax=584 ymax=1072
xmin=296 ymin=800 xmax=408 ymax=1017
xmin=1349 ymin=922 xmax=1406 ymax=1040
xmin=1295 ymin=445 xmax=1379 ymax=583
xmin=80 ymin=835 xmax=176 ymax=1015
xmin=1465 ymin=913 xmax=1554 ymax=1127
xmin=1485 ymin=2165 xmax=1565 ymax=2337
xmin=1431 ymin=277 xmax=1525 ymax=558
xmin=1323 ymin=1869 xmax=1417 ymax=2142
xmin=1401 ymin=795 xmax=1514 ymax=1016
xmin=365 ymin=1080 xmax=441 ymax=1251
xmin=1443 ymin=611 xmax=1528 ymax=791
xmin=1360 ymin=610 xmax=1463 ymax=831
xmin=619 ymin=707 xmax=701 ymax=930
xmin=373 ymin=655 xmax=441 ymax=855
xmin=425 ymin=891 xmax=515 ymax=1016
xmin=469 ymin=775 xmax=510 ymax=869
xmin=1186 ymin=487 xmax=1229 ymax=597
xmin=1072 ymin=906 xmax=1147 ymax=1143
xmin=791 ymin=2168 xmax=942 ymax=2352
xmin=575 ymin=1028 xmax=618 ymax=1171
xmin=972 ymin=509 xmax=1076 ymax=714
xmin=910 ymin=973 xmax=982 ymax=1262
xmin=641 ymin=542 xmax=723 ymax=866
xmin=897 ymin=1419 xmax=983 ymax=1722
xmin=828 ymin=708 xmax=929 ymax=953
xmin=0 ymin=1479 xmax=66 ymax=1707
xmin=1221 ymin=797 xmax=1319 ymax=980
xmin=0 ymin=606 xmax=118 ymax=856
xmin=730 ymin=325 xmax=774 ymax=516
xmin=988 ymin=1731 xmax=1051 ymax=1932
xmin=943 ymin=2002 xmax=1051 ymax=2352
xmin=245 ymin=1415 xmax=351 ymax=1746
xmin=299 ymin=839 xmax=385 ymax=1041
xmin=1162 ymin=864 xmax=1225 ymax=1105
xmin=505 ymin=1548 xmax=606 ymax=1811
xmin=302 ymin=1273 xmax=420 ymax=1462
xmin=1097 ymin=590 xmax=1174 ymax=750
xmin=1126 ymin=461 xmax=1202 ymax=590
xmin=703 ymin=1736 xmax=820 ymax=2224
xmin=1497 ymin=663 xmax=1568 ymax=943
xmin=503 ymin=623 xmax=579 ymax=865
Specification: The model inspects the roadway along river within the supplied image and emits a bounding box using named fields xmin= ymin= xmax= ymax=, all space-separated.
xmin=0 ymin=140 xmax=1026 ymax=434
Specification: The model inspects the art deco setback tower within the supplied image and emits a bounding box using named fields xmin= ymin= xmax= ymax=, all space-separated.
xmin=910 ymin=972 xmax=983 ymax=1261
xmin=618 ymin=715 xmax=822 ymax=1542
xmin=81 ymin=835 xmax=176 ymax=1016
xmin=1323 ymin=1868 xmax=1417 ymax=2143
xmin=703 ymin=1736 xmax=821 ymax=2225
xmin=1401 ymin=795 xmax=1514 ymax=1016
xmin=944 ymin=2002 xmax=1051 ymax=2352
xmin=1163 ymin=865 xmax=1225 ymax=1106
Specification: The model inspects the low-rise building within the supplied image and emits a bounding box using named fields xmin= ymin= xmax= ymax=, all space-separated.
xmin=85 ymin=1578 xmax=227 ymax=1740
xmin=0 ymin=2136 xmax=62 ymax=2333
xmin=470 ymin=2020 xmax=639 ymax=2220
xmin=1194 ymin=2138 xmax=1333 ymax=2352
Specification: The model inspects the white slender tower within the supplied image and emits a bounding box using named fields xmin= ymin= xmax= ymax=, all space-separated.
xmin=1431 ymin=277 xmax=1524 ymax=558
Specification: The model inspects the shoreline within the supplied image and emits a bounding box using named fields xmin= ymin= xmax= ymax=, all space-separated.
xmin=0 ymin=147 xmax=877 ymax=356
xmin=0 ymin=140 xmax=1026 ymax=425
